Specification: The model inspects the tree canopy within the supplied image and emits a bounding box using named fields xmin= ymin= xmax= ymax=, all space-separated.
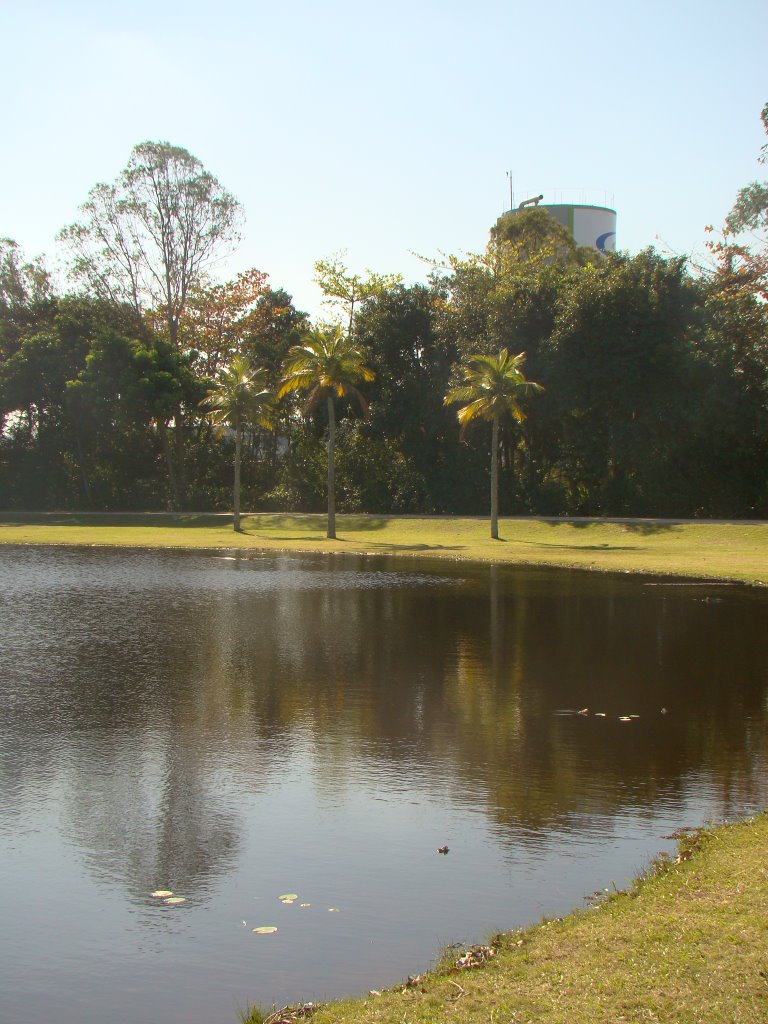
xmin=59 ymin=141 xmax=242 ymax=347
xmin=3 ymin=114 xmax=768 ymax=521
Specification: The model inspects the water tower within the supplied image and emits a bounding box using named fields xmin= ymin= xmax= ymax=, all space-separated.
xmin=508 ymin=188 xmax=617 ymax=253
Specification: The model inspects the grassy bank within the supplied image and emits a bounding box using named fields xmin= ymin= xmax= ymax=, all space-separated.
xmin=247 ymin=814 xmax=768 ymax=1024
xmin=1 ymin=512 xmax=767 ymax=583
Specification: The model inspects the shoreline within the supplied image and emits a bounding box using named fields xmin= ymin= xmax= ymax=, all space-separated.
xmin=244 ymin=813 xmax=768 ymax=1024
xmin=1 ymin=512 xmax=767 ymax=585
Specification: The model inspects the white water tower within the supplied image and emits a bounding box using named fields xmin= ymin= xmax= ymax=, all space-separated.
xmin=540 ymin=202 xmax=616 ymax=252
xmin=508 ymin=185 xmax=617 ymax=253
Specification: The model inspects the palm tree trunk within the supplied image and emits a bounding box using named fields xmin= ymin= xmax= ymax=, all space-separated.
xmin=233 ymin=421 xmax=242 ymax=532
xmin=327 ymin=395 xmax=336 ymax=540
xmin=490 ymin=414 xmax=499 ymax=540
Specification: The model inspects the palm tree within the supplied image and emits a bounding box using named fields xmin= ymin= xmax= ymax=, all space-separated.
xmin=279 ymin=326 xmax=374 ymax=539
xmin=201 ymin=356 xmax=274 ymax=532
xmin=445 ymin=348 xmax=542 ymax=540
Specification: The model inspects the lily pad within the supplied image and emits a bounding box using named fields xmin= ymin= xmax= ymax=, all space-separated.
xmin=164 ymin=896 xmax=186 ymax=904
xmin=151 ymin=890 xmax=173 ymax=898
xmin=252 ymin=926 xmax=278 ymax=934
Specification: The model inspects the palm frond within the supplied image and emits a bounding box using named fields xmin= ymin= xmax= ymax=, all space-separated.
xmin=201 ymin=357 xmax=275 ymax=431
xmin=444 ymin=348 xmax=541 ymax=435
xmin=278 ymin=326 xmax=374 ymax=416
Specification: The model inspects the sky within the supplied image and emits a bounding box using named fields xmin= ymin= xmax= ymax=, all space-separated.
xmin=1 ymin=0 xmax=766 ymax=319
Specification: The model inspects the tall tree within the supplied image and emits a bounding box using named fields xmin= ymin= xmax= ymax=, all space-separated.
xmin=354 ymin=282 xmax=465 ymax=512
xmin=279 ymin=327 xmax=374 ymax=538
xmin=547 ymin=251 xmax=700 ymax=514
xmin=200 ymin=357 xmax=274 ymax=531
xmin=59 ymin=142 xmax=241 ymax=507
xmin=445 ymin=349 xmax=542 ymax=538
xmin=59 ymin=142 xmax=242 ymax=346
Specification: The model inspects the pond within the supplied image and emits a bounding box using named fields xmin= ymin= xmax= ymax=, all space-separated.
xmin=0 ymin=545 xmax=766 ymax=1024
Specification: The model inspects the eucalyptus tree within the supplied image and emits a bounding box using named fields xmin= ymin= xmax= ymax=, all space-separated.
xmin=445 ymin=349 xmax=542 ymax=539
xmin=201 ymin=357 xmax=274 ymax=531
xmin=59 ymin=142 xmax=242 ymax=506
xmin=279 ymin=326 xmax=374 ymax=539
xmin=59 ymin=142 xmax=242 ymax=346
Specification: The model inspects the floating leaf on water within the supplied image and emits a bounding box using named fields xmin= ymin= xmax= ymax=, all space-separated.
xmin=151 ymin=890 xmax=173 ymax=898
xmin=619 ymin=716 xmax=632 ymax=722
xmin=328 ymin=907 xmax=339 ymax=912
xmin=299 ymin=903 xmax=311 ymax=908
xmin=630 ymin=714 xmax=640 ymax=719
xmin=278 ymin=893 xmax=298 ymax=903
xmin=252 ymin=926 xmax=278 ymax=934
xmin=595 ymin=713 xmax=607 ymax=718
xmin=164 ymin=896 xmax=186 ymax=904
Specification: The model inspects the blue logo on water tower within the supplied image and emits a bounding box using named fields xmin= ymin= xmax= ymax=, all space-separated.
xmin=596 ymin=231 xmax=616 ymax=251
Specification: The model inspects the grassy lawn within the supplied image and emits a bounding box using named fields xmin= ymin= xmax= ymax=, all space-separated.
xmin=247 ymin=815 xmax=768 ymax=1024
xmin=1 ymin=512 xmax=767 ymax=584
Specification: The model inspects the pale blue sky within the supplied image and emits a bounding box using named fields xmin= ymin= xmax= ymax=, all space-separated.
xmin=1 ymin=0 xmax=765 ymax=317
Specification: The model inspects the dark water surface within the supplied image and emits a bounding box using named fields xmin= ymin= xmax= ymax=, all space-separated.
xmin=1 ymin=545 xmax=766 ymax=1024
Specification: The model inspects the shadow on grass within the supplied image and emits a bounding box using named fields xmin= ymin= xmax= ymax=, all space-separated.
xmin=517 ymin=538 xmax=641 ymax=552
xmin=240 ymin=515 xmax=392 ymax=535
xmin=538 ymin=518 xmax=681 ymax=535
xmin=0 ymin=512 xmax=393 ymax=533
xmin=364 ymin=543 xmax=466 ymax=552
xmin=0 ymin=512 xmax=229 ymax=528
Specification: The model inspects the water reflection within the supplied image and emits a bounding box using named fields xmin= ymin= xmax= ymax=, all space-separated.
xmin=0 ymin=546 xmax=766 ymax=1023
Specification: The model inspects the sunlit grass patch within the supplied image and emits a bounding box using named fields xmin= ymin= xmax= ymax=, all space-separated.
xmin=1 ymin=512 xmax=767 ymax=584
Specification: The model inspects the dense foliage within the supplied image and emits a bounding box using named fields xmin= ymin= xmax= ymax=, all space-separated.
xmin=2 ymin=122 xmax=767 ymax=519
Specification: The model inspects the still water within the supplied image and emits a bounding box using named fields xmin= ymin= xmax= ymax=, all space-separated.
xmin=1 ymin=545 xmax=766 ymax=1024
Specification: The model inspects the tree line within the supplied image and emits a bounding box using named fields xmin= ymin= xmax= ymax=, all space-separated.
xmin=2 ymin=110 xmax=767 ymax=523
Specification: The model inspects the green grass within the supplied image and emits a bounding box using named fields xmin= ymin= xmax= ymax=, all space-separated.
xmin=245 ymin=815 xmax=768 ymax=1024
xmin=1 ymin=512 xmax=768 ymax=584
